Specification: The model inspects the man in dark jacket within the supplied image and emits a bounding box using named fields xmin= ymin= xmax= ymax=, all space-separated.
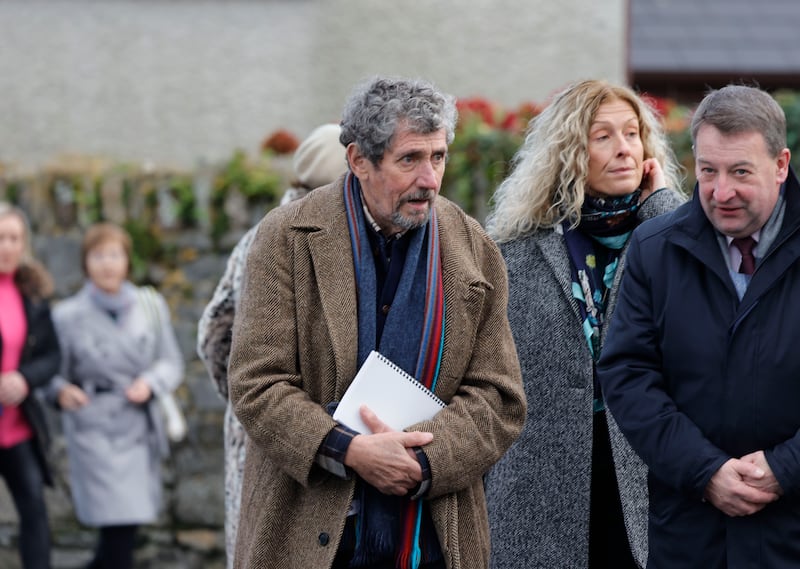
xmin=598 ymin=84 xmax=800 ymax=568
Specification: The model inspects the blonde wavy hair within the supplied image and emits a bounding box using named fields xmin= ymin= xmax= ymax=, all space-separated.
xmin=486 ymin=79 xmax=682 ymax=243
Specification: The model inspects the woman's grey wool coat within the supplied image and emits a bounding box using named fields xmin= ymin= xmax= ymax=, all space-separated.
xmin=484 ymin=189 xmax=685 ymax=569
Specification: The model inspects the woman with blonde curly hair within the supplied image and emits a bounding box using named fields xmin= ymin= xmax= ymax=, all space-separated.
xmin=484 ymin=80 xmax=685 ymax=568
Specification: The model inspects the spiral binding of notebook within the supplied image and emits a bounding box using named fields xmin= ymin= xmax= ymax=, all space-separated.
xmin=333 ymin=350 xmax=445 ymax=433
xmin=374 ymin=352 xmax=442 ymax=402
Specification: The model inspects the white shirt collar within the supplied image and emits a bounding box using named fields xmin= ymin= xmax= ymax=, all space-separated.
xmin=725 ymin=230 xmax=761 ymax=246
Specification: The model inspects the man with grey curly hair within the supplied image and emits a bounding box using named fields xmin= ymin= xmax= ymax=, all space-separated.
xmin=339 ymin=77 xmax=457 ymax=165
xmin=228 ymin=75 xmax=525 ymax=569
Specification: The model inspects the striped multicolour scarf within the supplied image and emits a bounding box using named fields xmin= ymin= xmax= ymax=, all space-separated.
xmin=343 ymin=172 xmax=445 ymax=568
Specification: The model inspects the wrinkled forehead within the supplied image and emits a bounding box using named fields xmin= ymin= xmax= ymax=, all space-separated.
xmin=387 ymin=124 xmax=448 ymax=153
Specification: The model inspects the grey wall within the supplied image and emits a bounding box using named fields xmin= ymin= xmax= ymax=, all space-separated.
xmin=0 ymin=0 xmax=626 ymax=170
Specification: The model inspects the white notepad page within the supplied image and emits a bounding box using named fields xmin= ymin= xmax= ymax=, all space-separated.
xmin=333 ymin=350 xmax=446 ymax=434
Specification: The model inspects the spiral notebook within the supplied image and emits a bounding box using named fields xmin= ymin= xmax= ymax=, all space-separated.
xmin=333 ymin=350 xmax=446 ymax=434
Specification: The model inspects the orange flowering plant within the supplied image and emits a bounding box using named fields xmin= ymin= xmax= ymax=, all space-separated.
xmin=261 ymin=129 xmax=301 ymax=155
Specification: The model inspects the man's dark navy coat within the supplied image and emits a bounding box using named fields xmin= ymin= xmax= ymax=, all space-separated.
xmin=599 ymin=168 xmax=800 ymax=568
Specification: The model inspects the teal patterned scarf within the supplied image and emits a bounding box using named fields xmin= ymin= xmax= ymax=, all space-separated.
xmin=563 ymin=190 xmax=641 ymax=411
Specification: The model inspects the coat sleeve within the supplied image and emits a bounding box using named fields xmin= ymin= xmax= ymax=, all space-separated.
xmin=196 ymin=227 xmax=257 ymax=401
xmin=765 ymin=430 xmax=800 ymax=497
xmin=18 ymin=299 xmax=61 ymax=391
xmin=638 ymin=187 xmax=686 ymax=221
xmin=417 ymin=222 xmax=527 ymax=499
xmin=42 ymin=301 xmax=73 ymax=407
xmin=597 ymin=232 xmax=729 ymax=499
xmin=228 ymin=212 xmax=340 ymax=488
xmin=139 ymin=291 xmax=185 ymax=396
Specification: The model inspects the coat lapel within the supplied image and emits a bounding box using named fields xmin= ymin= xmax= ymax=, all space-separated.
xmin=665 ymin=184 xmax=800 ymax=310
xmin=535 ymin=229 xmax=582 ymax=321
xmin=667 ymin=195 xmax=738 ymax=296
xmin=302 ymin=188 xmax=359 ymax=395
xmin=740 ymin=170 xmax=800 ymax=310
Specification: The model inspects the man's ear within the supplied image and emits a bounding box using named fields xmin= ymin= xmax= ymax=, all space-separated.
xmin=347 ymin=143 xmax=369 ymax=178
xmin=776 ymin=147 xmax=791 ymax=183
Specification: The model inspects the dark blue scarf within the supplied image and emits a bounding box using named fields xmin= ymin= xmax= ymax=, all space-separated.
xmin=343 ymin=172 xmax=444 ymax=568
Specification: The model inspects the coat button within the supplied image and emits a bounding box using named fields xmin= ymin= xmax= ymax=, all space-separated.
xmin=381 ymin=304 xmax=390 ymax=314
xmin=318 ymin=532 xmax=330 ymax=546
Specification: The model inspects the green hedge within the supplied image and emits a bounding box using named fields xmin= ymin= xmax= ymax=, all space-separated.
xmin=4 ymin=89 xmax=800 ymax=264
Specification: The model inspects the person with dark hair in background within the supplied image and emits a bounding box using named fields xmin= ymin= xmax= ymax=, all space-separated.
xmin=599 ymin=85 xmax=800 ymax=567
xmin=197 ymin=122 xmax=348 ymax=569
xmin=0 ymin=202 xmax=60 ymax=569
xmin=227 ymin=76 xmax=526 ymax=569
xmin=47 ymin=223 xmax=183 ymax=569
xmin=484 ymin=80 xmax=684 ymax=569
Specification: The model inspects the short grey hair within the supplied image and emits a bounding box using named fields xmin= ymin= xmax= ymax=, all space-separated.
xmin=691 ymin=85 xmax=787 ymax=157
xmin=339 ymin=76 xmax=458 ymax=165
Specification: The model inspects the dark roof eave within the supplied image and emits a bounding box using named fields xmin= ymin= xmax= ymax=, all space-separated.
xmin=632 ymin=70 xmax=800 ymax=87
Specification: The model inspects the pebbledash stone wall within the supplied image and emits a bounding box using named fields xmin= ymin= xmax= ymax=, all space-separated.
xmin=0 ymin=162 xmax=296 ymax=569
xmin=0 ymin=0 xmax=627 ymax=171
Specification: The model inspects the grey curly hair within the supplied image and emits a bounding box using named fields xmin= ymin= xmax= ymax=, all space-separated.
xmin=486 ymin=79 xmax=683 ymax=243
xmin=339 ymin=76 xmax=458 ymax=165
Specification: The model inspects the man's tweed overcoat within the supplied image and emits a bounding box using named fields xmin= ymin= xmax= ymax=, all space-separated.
xmin=484 ymin=189 xmax=684 ymax=569
xmin=228 ymin=176 xmax=526 ymax=569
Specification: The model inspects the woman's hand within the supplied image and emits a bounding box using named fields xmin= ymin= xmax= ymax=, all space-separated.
xmin=0 ymin=371 xmax=30 ymax=407
xmin=126 ymin=377 xmax=153 ymax=404
xmin=640 ymin=157 xmax=667 ymax=200
xmin=57 ymin=384 xmax=89 ymax=411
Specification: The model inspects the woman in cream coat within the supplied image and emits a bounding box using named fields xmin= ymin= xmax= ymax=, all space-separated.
xmin=48 ymin=223 xmax=183 ymax=569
